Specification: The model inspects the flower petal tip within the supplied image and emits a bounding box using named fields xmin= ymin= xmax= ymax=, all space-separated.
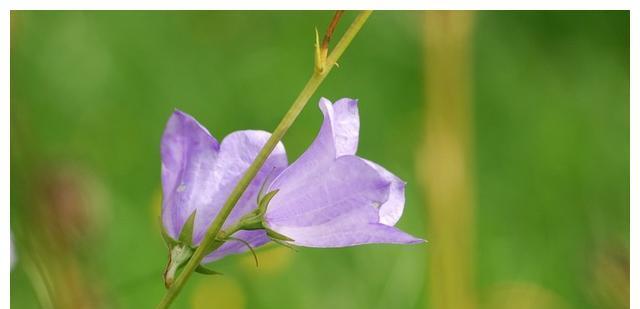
xmin=171 ymin=108 xmax=188 ymax=117
xmin=414 ymin=238 xmax=427 ymax=244
xmin=335 ymin=97 xmax=359 ymax=107
xmin=398 ymin=234 xmax=426 ymax=245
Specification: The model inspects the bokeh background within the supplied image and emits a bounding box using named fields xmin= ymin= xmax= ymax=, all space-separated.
xmin=10 ymin=11 xmax=629 ymax=309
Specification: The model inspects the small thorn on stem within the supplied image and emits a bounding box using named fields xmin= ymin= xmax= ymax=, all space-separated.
xmin=314 ymin=27 xmax=325 ymax=74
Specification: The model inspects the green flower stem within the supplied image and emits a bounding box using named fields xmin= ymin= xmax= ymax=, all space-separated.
xmin=157 ymin=10 xmax=372 ymax=309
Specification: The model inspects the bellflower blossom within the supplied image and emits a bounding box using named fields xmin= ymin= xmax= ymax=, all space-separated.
xmin=161 ymin=110 xmax=288 ymax=262
xmin=262 ymin=98 xmax=423 ymax=247
xmin=160 ymin=98 xmax=422 ymax=269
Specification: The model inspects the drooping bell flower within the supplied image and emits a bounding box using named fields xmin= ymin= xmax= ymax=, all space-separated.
xmin=160 ymin=110 xmax=288 ymax=263
xmin=262 ymin=98 xmax=423 ymax=247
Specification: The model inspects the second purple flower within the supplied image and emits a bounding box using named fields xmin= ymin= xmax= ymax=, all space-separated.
xmin=262 ymin=98 xmax=423 ymax=247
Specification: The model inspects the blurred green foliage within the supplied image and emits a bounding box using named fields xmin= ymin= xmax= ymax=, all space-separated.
xmin=10 ymin=11 xmax=628 ymax=308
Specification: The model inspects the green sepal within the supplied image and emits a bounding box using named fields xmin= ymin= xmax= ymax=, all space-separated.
xmin=164 ymin=245 xmax=194 ymax=288
xmin=239 ymin=220 xmax=264 ymax=230
xmin=159 ymin=216 xmax=178 ymax=249
xmin=266 ymin=228 xmax=294 ymax=242
xmin=255 ymin=176 xmax=270 ymax=205
xmin=195 ymin=265 xmax=223 ymax=275
xmin=200 ymin=239 xmax=225 ymax=257
xmin=178 ymin=211 xmax=197 ymax=246
xmin=271 ymin=238 xmax=298 ymax=251
xmin=258 ymin=190 xmax=279 ymax=214
xmin=227 ymin=236 xmax=259 ymax=267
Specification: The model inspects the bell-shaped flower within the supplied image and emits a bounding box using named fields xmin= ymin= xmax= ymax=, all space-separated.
xmin=262 ymin=98 xmax=423 ymax=247
xmin=161 ymin=110 xmax=288 ymax=262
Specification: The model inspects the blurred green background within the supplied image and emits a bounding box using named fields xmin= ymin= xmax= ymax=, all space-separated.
xmin=10 ymin=11 xmax=629 ymax=309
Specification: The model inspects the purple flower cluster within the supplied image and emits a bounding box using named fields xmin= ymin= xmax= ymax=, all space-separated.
xmin=161 ymin=98 xmax=423 ymax=263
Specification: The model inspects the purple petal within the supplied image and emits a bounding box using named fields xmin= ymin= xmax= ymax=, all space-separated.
xmin=364 ymin=159 xmax=406 ymax=226
xmin=328 ymin=98 xmax=360 ymax=156
xmin=266 ymin=156 xmax=422 ymax=247
xmin=192 ymin=130 xmax=287 ymax=244
xmin=267 ymin=156 xmax=386 ymax=226
xmin=203 ymin=230 xmax=270 ymax=263
xmin=161 ymin=110 xmax=220 ymax=239
xmin=268 ymin=98 xmax=359 ymax=190
xmin=270 ymin=222 xmax=422 ymax=248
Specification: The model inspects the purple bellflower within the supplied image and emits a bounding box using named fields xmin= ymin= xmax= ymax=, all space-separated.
xmin=261 ymin=98 xmax=423 ymax=247
xmin=161 ymin=110 xmax=288 ymax=263
xmin=160 ymin=99 xmax=422 ymax=277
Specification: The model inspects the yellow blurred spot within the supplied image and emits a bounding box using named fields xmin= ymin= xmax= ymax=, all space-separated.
xmin=191 ymin=276 xmax=246 ymax=309
xmin=485 ymin=282 xmax=570 ymax=309
xmin=240 ymin=244 xmax=293 ymax=276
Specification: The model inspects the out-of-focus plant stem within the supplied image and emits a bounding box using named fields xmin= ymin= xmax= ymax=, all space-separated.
xmin=419 ymin=11 xmax=477 ymax=309
xmin=156 ymin=10 xmax=372 ymax=309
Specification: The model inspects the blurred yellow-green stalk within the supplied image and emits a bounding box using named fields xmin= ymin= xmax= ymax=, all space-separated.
xmin=11 ymin=11 xmax=629 ymax=308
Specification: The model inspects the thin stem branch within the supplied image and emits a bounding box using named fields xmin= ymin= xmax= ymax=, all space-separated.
xmin=321 ymin=11 xmax=344 ymax=51
xmin=156 ymin=10 xmax=372 ymax=309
